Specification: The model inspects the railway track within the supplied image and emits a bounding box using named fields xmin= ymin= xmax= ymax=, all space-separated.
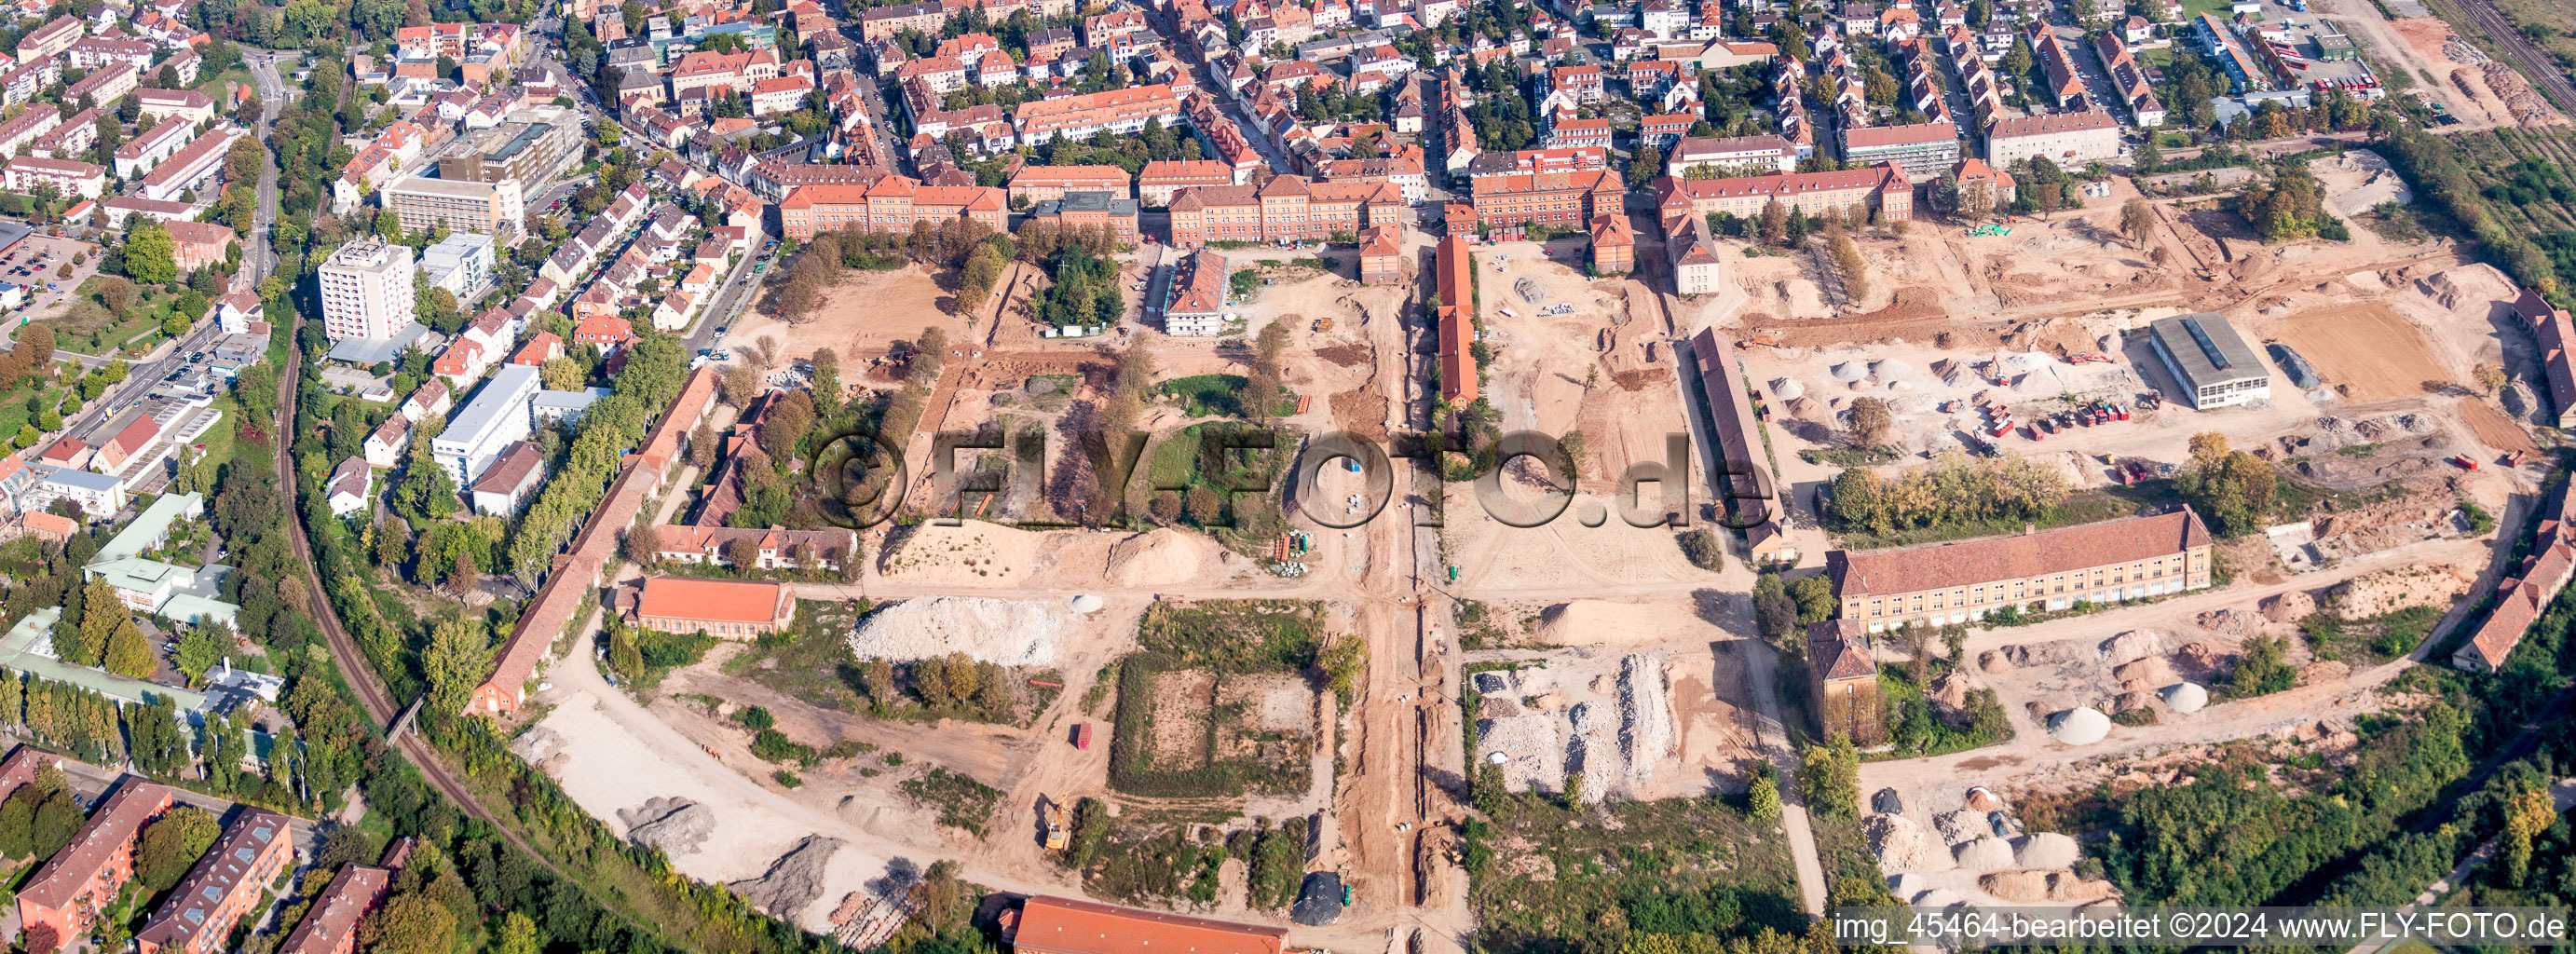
xmin=268 ymin=323 xmax=558 ymax=873
xmin=2451 ymin=0 xmax=2576 ymax=116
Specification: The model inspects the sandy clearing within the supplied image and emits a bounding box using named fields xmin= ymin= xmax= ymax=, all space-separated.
xmin=526 ymin=690 xmax=906 ymax=932
xmin=2266 ymin=303 xmax=2452 ymax=401
xmin=2454 ymin=397 xmax=2538 ymax=454
xmin=733 ymin=265 xmax=955 ymax=363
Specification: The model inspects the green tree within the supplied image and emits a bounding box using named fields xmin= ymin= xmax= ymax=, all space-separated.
xmin=102 ymin=618 xmax=154 ymax=678
xmin=361 ymin=893 xmax=457 ymax=954
xmin=124 ymin=222 xmax=178 ymax=284
xmin=1748 ymin=764 xmax=1782 ymax=822
xmin=172 ymin=626 xmax=225 ymax=687
xmin=422 ymin=618 xmax=489 ymax=714
xmin=133 ymin=806 xmax=219 ymax=897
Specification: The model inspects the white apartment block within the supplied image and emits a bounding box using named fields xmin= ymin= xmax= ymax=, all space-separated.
xmin=420 ymin=231 xmax=496 ymax=299
xmin=430 ymin=363 xmax=541 ymax=484
xmin=317 ymin=239 xmax=418 ymax=342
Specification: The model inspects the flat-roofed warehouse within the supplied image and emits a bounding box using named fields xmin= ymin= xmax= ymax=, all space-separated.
xmin=2147 ymin=312 xmax=2270 ymax=409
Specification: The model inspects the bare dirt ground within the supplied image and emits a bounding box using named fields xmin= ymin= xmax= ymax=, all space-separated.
xmin=733 ymin=265 xmax=955 ymax=364
xmin=2267 ymin=303 xmax=2451 ymax=401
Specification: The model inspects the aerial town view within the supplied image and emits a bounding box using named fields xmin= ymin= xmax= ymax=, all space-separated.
xmin=0 ymin=0 xmax=2568 ymax=947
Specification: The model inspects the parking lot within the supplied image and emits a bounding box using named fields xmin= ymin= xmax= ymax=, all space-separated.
xmin=1 ymin=234 xmax=103 ymax=349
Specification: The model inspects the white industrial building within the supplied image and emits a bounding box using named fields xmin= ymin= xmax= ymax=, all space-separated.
xmin=430 ymin=363 xmax=541 ymax=484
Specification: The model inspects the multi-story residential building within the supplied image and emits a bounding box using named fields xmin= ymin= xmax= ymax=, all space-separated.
xmin=1162 ymin=248 xmax=1228 ymax=336
xmin=419 ymin=232 xmax=494 ymax=298
xmin=1547 ymin=63 xmax=1603 ymax=102
xmin=5 ymin=157 xmax=103 ymax=198
xmin=1828 ymin=510 xmax=2215 ymax=631
xmin=1164 ymin=176 xmax=1405 ymax=246
xmin=135 ymin=89 xmax=216 ymax=124
xmin=1463 ymin=146 xmax=1609 ymax=180
xmin=164 ymin=222 xmax=236 ymax=272
xmin=29 ymin=106 xmax=96 ymax=160
xmin=318 ymin=240 xmax=417 ymax=342
xmin=1590 ymin=211 xmax=1634 ymax=275
xmin=1315 ymin=155 xmax=1428 ymax=203
xmin=2194 ymin=13 xmax=2270 ymax=92
xmin=1138 ymin=159 xmax=1240 ymax=204
xmin=1838 ymin=122 xmax=1961 ymax=181
xmin=1670 ymin=134 xmax=1798 ymax=176
xmin=1006 ymin=164 xmax=1132 ymax=205
xmin=1984 ymin=109 xmax=2120 ymax=167
xmin=18 ymin=779 xmax=173 ymax=945
xmin=64 ymin=61 xmax=134 ymax=108
xmin=1637 ymin=113 xmax=1697 ymax=150
xmin=380 ymin=175 xmax=526 ymax=237
xmin=137 ymin=129 xmax=235 ymax=203
xmin=1357 ymin=224 xmax=1403 ymax=285
xmin=431 ymin=363 xmax=541 ymax=484
xmin=1465 ymin=170 xmax=1623 ymax=232
xmin=278 ymin=864 xmax=394 ymax=954
xmin=1653 ymin=164 xmax=1915 ymax=222
xmin=113 ymin=116 xmax=190 ymax=179
xmin=63 ymin=35 xmax=152 ymax=71
xmin=0 ymin=56 xmax=61 ymax=109
xmin=0 ymin=105 xmax=54 ymax=160
xmin=134 ymin=810 xmax=293 ymax=954
xmin=470 ymin=441 xmax=545 ymax=515
xmin=747 ymin=161 xmax=891 ymax=202
xmin=1545 ymin=116 xmax=1615 ymax=150
xmin=18 ymin=16 xmax=81 ymax=61
xmin=1663 ymin=213 xmax=1722 ymax=293
xmin=437 ymin=108 xmax=582 ymax=184
xmin=1029 ymin=191 xmax=1139 ymax=243
xmin=776 ymin=178 xmax=1008 ymax=239
xmin=666 ymin=48 xmax=782 ymax=99
xmin=1013 ymin=85 xmax=1181 ymax=143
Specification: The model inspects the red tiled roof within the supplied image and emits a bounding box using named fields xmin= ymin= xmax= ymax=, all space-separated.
xmin=1828 ymin=511 xmax=2212 ymax=597
xmin=633 ymin=576 xmax=788 ymax=624
xmin=1012 ymin=896 xmax=1287 ymax=954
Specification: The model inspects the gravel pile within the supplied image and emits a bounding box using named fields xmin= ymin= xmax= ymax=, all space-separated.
xmin=1934 ymin=810 xmax=1985 ymax=845
xmin=1515 ymin=277 xmax=1547 ymax=304
xmin=1475 ymin=713 xmax=1563 ymax=794
xmin=848 ymin=597 xmax=1063 ymax=666
xmin=2162 ymin=682 xmax=2210 ymax=713
xmin=2049 ymin=707 xmax=2112 ymax=745
xmin=1617 ymin=654 xmax=1673 ymax=779
xmin=2098 ymin=631 xmax=2164 ymax=663
xmin=620 ymin=797 xmax=715 ymax=856
xmin=730 ymin=836 xmax=843 ymax=920
xmin=1566 ymin=702 xmax=1620 ymax=804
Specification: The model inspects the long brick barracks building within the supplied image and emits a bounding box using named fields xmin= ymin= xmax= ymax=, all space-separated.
xmin=778 ymin=177 xmax=1008 ymax=239
xmin=1165 ymin=175 xmax=1404 ymax=247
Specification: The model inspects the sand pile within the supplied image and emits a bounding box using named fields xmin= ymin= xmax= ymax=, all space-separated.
xmin=1830 ymin=361 xmax=1869 ymax=382
xmin=2049 ymin=707 xmax=2112 ymax=744
xmin=1533 ymin=600 xmax=1669 ymax=645
xmin=1915 ymin=888 xmax=1966 ymax=908
xmin=2328 ymin=565 xmax=2469 ymax=619
xmin=1105 ymin=528 xmax=1206 ymax=586
xmin=2163 ymin=682 xmax=2209 ymax=713
xmin=1928 ymin=670 xmax=1972 ymax=709
xmin=2013 ymin=833 xmax=2079 ymax=869
xmin=879 ymin=520 xmax=1041 ymax=585
xmin=2112 ymin=657 xmax=2174 ymax=688
xmin=1566 ymin=703 xmax=1621 ymax=803
xmin=1618 ymin=654 xmax=1673 ymax=778
xmin=1771 ymin=377 xmax=1806 ymax=400
xmin=1955 ymin=837 xmax=2017 ymax=872
xmin=2261 ymin=591 xmax=2317 ymax=623
xmin=2099 ymin=631 xmax=2164 ymax=663
xmin=1982 ymin=870 xmax=2051 ymax=902
xmin=1978 ymin=650 xmax=2012 ymax=674
xmin=1869 ymin=814 xmax=1929 ymax=869
xmin=847 ymin=597 xmax=1065 ymax=665
xmin=729 ymin=836 xmax=843 ymax=920
xmin=2195 ymin=609 xmax=2259 ymax=637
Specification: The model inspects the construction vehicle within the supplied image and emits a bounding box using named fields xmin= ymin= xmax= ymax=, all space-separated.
xmin=2452 ymin=455 xmax=2480 ymax=470
xmin=1314 ymin=315 xmax=1334 ymax=333
xmin=1042 ymin=800 xmax=1070 ymax=850
xmin=1966 ymin=224 xmax=2013 ymax=237
xmin=1073 ymin=723 xmax=1095 ymax=749
xmin=2069 ymin=353 xmax=2114 ymax=363
xmin=1737 ymin=335 xmax=1787 ymax=349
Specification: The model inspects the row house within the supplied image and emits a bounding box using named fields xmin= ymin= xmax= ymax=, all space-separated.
xmin=2031 ymin=27 xmax=2087 ymax=107
xmin=1651 ymin=164 xmax=1915 ymax=223
xmin=1165 ymin=175 xmax=1405 ymax=246
xmin=1014 ymin=85 xmax=1183 ymax=143
xmin=777 ymin=178 xmax=1008 ymax=239
xmin=1465 ymin=169 xmax=1620 ymax=233
xmin=1006 ymin=164 xmax=1132 ymax=205
xmin=1315 ymin=155 xmax=1428 ymax=204
xmin=2092 ymin=33 xmax=2167 ymax=126
xmin=1138 ymin=158 xmax=1238 ymax=205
